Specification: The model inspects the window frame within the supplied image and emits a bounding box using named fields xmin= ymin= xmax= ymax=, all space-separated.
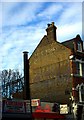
xmin=75 ymin=59 xmax=84 ymax=77
xmin=77 ymin=41 xmax=82 ymax=52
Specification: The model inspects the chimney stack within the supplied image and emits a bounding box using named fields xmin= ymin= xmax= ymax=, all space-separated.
xmin=46 ymin=22 xmax=57 ymax=41
xmin=23 ymin=51 xmax=30 ymax=100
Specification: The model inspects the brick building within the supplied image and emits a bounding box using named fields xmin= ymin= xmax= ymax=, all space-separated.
xmin=13 ymin=22 xmax=84 ymax=105
xmin=29 ymin=22 xmax=84 ymax=104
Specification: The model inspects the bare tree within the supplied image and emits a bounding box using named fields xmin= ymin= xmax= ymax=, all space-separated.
xmin=0 ymin=69 xmax=24 ymax=99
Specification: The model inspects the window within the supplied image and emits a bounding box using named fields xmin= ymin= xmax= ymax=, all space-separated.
xmin=76 ymin=61 xmax=80 ymax=75
xmin=82 ymin=63 xmax=84 ymax=76
xmin=81 ymin=86 xmax=84 ymax=101
xmin=77 ymin=84 xmax=84 ymax=102
xmin=75 ymin=59 xmax=84 ymax=77
xmin=77 ymin=41 xmax=82 ymax=52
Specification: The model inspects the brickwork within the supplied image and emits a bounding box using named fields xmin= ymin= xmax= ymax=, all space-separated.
xmin=30 ymin=77 xmax=72 ymax=103
xmin=29 ymin=41 xmax=71 ymax=81
xmin=29 ymin=23 xmax=72 ymax=103
xmin=13 ymin=22 xmax=84 ymax=105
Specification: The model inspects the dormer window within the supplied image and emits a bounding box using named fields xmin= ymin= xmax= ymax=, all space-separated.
xmin=77 ymin=41 xmax=82 ymax=52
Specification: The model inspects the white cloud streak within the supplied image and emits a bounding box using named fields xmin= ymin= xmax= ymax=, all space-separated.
xmin=57 ymin=22 xmax=82 ymax=42
xmin=0 ymin=2 xmax=83 ymax=71
xmin=2 ymin=2 xmax=43 ymax=26
xmin=37 ymin=4 xmax=63 ymax=19
xmin=59 ymin=3 xmax=82 ymax=24
xmin=1 ymin=0 xmax=84 ymax=2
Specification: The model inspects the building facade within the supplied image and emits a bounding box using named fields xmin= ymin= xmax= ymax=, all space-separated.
xmin=13 ymin=22 xmax=84 ymax=105
xmin=29 ymin=22 xmax=84 ymax=104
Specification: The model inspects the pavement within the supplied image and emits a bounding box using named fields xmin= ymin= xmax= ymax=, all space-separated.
xmin=65 ymin=114 xmax=74 ymax=120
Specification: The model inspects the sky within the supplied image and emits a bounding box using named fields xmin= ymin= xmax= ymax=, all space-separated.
xmin=0 ymin=0 xmax=84 ymax=74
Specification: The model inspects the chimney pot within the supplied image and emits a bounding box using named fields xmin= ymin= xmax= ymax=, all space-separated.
xmin=47 ymin=24 xmax=51 ymax=27
xmin=52 ymin=22 xmax=54 ymax=26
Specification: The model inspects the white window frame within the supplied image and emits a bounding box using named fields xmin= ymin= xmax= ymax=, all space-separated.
xmin=77 ymin=41 xmax=82 ymax=52
xmin=75 ymin=59 xmax=84 ymax=77
xmin=76 ymin=83 xmax=84 ymax=102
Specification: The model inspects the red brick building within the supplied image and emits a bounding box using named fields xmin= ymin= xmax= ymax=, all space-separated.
xmin=62 ymin=34 xmax=84 ymax=103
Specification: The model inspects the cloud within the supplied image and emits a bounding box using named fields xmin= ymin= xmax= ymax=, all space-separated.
xmin=57 ymin=22 xmax=82 ymax=42
xmin=1 ymin=24 xmax=45 ymax=70
xmin=1 ymin=0 xmax=84 ymax=2
xmin=0 ymin=2 xmax=82 ymax=71
xmin=37 ymin=3 xmax=63 ymax=19
xmin=2 ymin=2 xmax=43 ymax=26
xmin=56 ymin=2 xmax=82 ymax=41
xmin=58 ymin=3 xmax=82 ymax=25
xmin=0 ymin=2 xmax=2 ymax=34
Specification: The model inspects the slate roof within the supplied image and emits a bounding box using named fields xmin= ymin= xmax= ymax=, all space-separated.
xmin=61 ymin=39 xmax=75 ymax=50
xmin=61 ymin=34 xmax=82 ymax=51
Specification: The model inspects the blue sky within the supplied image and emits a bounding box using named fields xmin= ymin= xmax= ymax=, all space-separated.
xmin=0 ymin=0 xmax=83 ymax=74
